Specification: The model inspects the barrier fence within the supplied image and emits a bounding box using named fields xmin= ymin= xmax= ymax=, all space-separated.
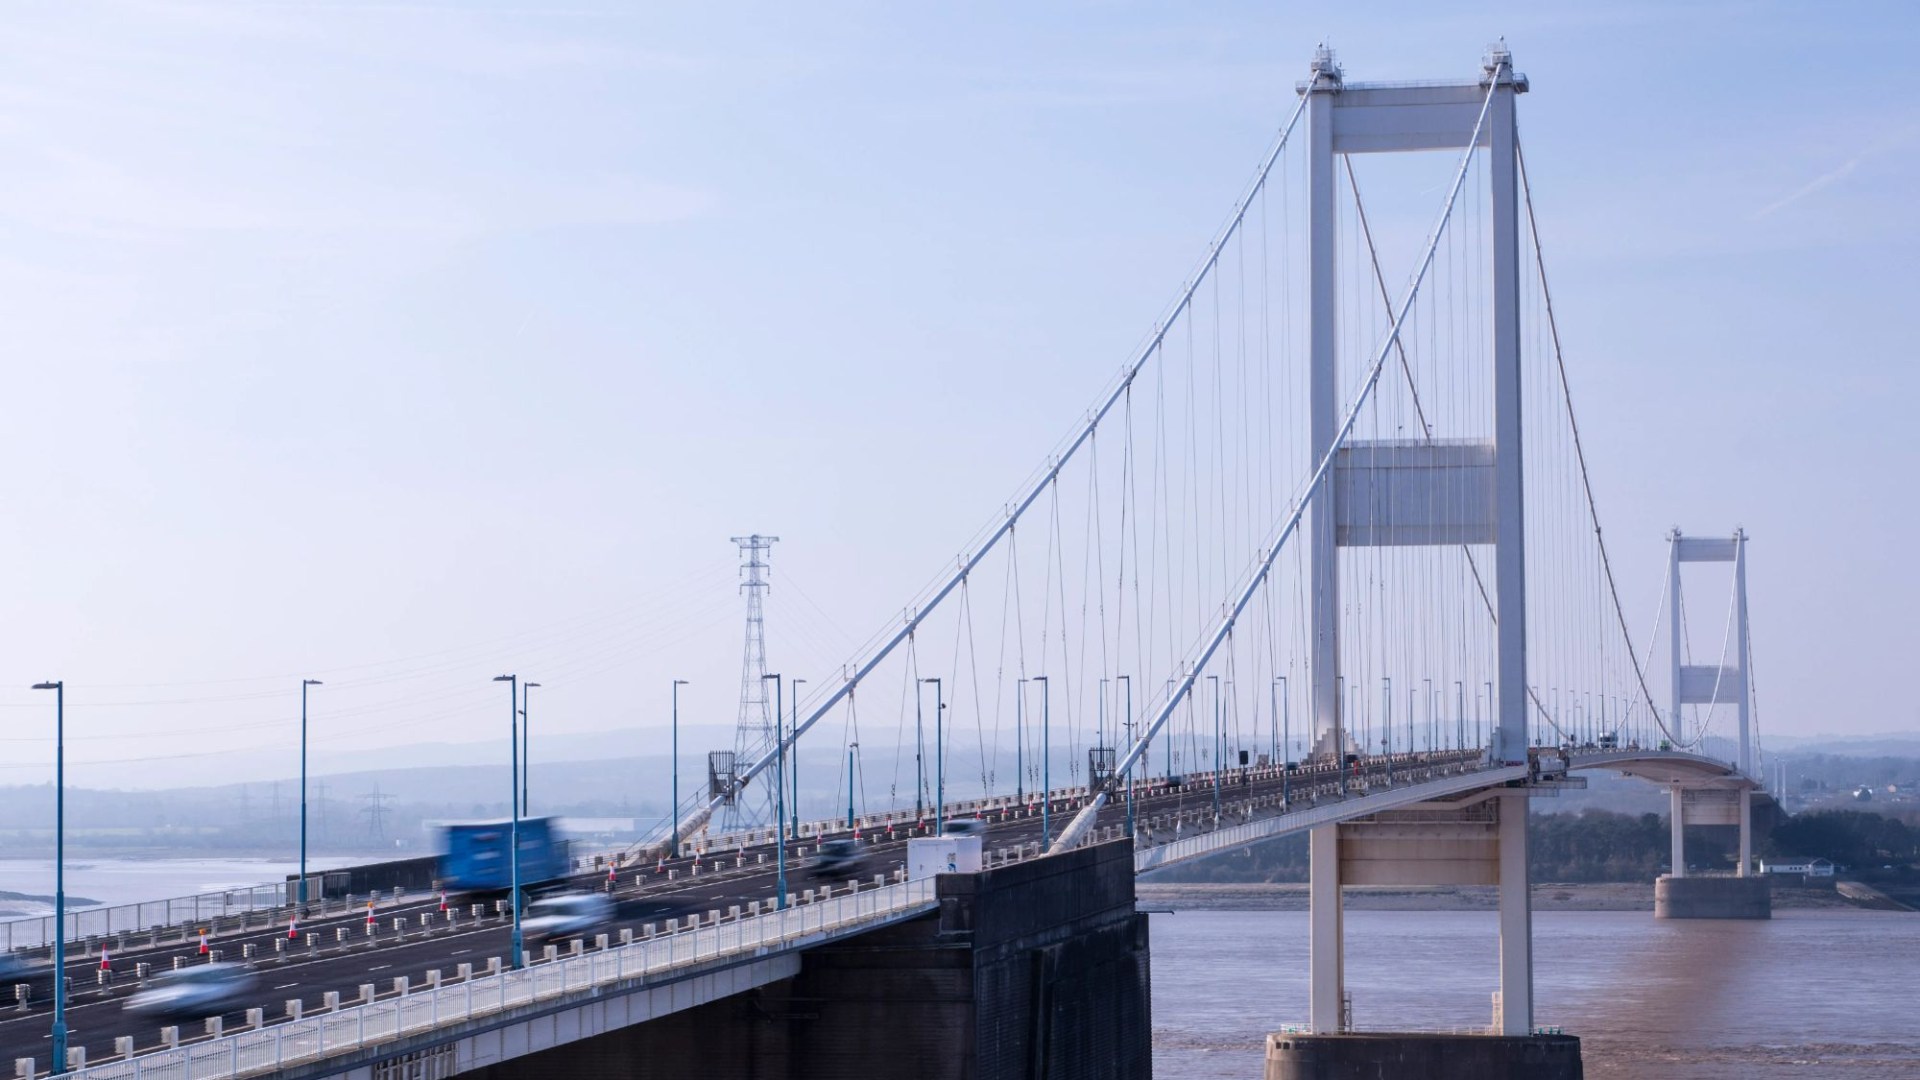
xmin=50 ymin=876 xmax=939 ymax=1080
xmin=0 ymin=885 xmax=288 ymax=954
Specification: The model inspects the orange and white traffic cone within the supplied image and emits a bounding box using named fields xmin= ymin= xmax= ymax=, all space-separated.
xmin=99 ymin=948 xmax=110 ymax=972
xmin=438 ymin=890 xmax=448 ymax=913
xmin=365 ymin=900 xmax=375 ymax=930
xmin=197 ymin=930 xmax=209 ymax=956
xmin=656 ymin=855 xmax=666 ymax=874
xmin=288 ymin=913 xmax=298 ymax=940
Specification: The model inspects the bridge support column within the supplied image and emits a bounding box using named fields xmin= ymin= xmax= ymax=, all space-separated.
xmin=1308 ymin=824 xmax=1343 ymax=1034
xmin=1737 ymin=788 xmax=1751 ymax=877
xmin=1669 ymin=786 xmax=1686 ymax=878
xmin=1496 ymin=791 xmax=1532 ymax=1037
xmin=1656 ymin=784 xmax=1770 ymax=918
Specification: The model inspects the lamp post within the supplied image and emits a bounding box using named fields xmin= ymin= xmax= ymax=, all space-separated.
xmin=1423 ymin=677 xmax=1433 ymax=754
xmin=1208 ymin=675 xmax=1222 ymax=819
xmin=1033 ymin=675 xmax=1050 ymax=843
xmin=762 ymin=674 xmax=787 ymax=908
xmin=671 ymin=680 xmax=688 ymax=853
xmin=31 ymin=681 xmax=67 ymax=1075
xmin=790 ymin=679 xmax=804 ymax=840
xmin=491 ymin=675 xmax=524 ymax=969
xmin=1382 ymin=676 xmax=1393 ymax=783
xmin=914 ymin=678 xmax=926 ymax=821
xmin=299 ymin=678 xmax=322 ymax=911
xmin=520 ymin=682 xmax=540 ymax=816
xmin=1276 ymin=675 xmax=1289 ymax=805
xmin=1457 ymin=681 xmax=1466 ymax=754
xmin=922 ymin=678 xmax=944 ymax=834
xmin=1484 ymin=681 xmax=1494 ymax=753
xmin=1015 ymin=677 xmax=1026 ymax=801
xmin=845 ymin=742 xmax=858 ymax=829
xmin=1116 ymin=675 xmax=1134 ymax=835
xmin=1098 ymin=676 xmax=1108 ymax=750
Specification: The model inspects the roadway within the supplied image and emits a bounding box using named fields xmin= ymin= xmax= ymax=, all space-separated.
xmin=0 ymin=748 xmax=1486 ymax=1073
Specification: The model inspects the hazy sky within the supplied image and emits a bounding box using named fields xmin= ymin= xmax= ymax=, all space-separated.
xmin=0 ymin=2 xmax=1914 ymax=790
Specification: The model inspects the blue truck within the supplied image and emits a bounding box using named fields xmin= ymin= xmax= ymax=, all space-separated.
xmin=438 ymin=816 xmax=572 ymax=894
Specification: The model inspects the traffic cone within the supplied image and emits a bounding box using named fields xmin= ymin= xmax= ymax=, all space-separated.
xmin=197 ymin=930 xmax=209 ymax=956
xmin=365 ymin=900 xmax=375 ymax=929
xmin=288 ymin=914 xmax=298 ymax=940
xmin=656 ymin=855 xmax=666 ymax=874
xmin=99 ymin=948 xmax=110 ymax=972
xmin=438 ymin=890 xmax=448 ymax=913
xmin=606 ymin=865 xmax=616 ymax=886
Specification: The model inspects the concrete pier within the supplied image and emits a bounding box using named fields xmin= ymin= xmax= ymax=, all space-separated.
xmin=1654 ymin=874 xmax=1771 ymax=919
xmin=1265 ymin=1032 xmax=1583 ymax=1079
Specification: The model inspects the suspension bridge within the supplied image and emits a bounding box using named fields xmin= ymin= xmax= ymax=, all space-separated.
xmin=2 ymin=45 xmax=1769 ymax=1080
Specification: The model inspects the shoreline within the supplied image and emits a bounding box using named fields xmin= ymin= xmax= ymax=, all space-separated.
xmin=1136 ymin=881 xmax=1877 ymax=911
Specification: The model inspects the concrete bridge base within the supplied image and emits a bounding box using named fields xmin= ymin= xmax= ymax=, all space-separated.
xmin=1654 ymin=874 xmax=1771 ymax=919
xmin=1264 ymin=1032 xmax=1583 ymax=1079
xmin=458 ymin=839 xmax=1149 ymax=1080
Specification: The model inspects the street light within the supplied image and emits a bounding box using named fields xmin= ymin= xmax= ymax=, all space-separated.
xmin=1208 ymin=675 xmax=1221 ymax=819
xmin=1382 ymin=676 xmax=1393 ymax=784
xmin=790 ymin=679 xmax=805 ymax=840
xmin=762 ymin=674 xmax=788 ymax=908
xmin=492 ymin=675 xmax=524 ymax=969
xmin=1116 ymin=675 xmax=1134 ymax=836
xmin=922 ymin=678 xmax=944 ymax=834
xmin=1484 ymin=681 xmax=1494 ymax=753
xmin=1032 ymin=675 xmax=1050 ymax=842
xmin=520 ymin=682 xmax=540 ymax=816
xmin=31 ymin=681 xmax=67 ymax=1075
xmin=1015 ymin=677 xmax=1027 ymax=801
xmin=299 ymin=679 xmax=322 ymax=911
xmin=845 ymin=742 xmax=859 ymax=829
xmin=671 ymin=680 xmax=689 ymax=852
xmin=1424 ymin=677 xmax=1433 ymax=754
xmin=1275 ymin=675 xmax=1289 ymax=805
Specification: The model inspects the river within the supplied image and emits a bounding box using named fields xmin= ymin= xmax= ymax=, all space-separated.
xmin=1150 ymin=908 xmax=1920 ymax=1078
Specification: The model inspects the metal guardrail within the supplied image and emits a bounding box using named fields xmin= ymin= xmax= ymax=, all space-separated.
xmin=54 ymin=876 xmax=938 ymax=1079
xmin=0 ymin=886 xmax=288 ymax=954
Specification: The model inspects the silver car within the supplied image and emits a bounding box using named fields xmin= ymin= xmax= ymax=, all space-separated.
xmin=522 ymin=892 xmax=614 ymax=943
xmin=124 ymin=963 xmax=259 ymax=1018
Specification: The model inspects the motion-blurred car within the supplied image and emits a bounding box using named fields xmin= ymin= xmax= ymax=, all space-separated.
xmin=522 ymin=892 xmax=613 ymax=943
xmin=0 ymin=954 xmax=56 ymax=1001
xmin=940 ymin=818 xmax=986 ymax=838
xmin=809 ymin=839 xmax=866 ymax=878
xmin=124 ymin=963 xmax=259 ymax=1018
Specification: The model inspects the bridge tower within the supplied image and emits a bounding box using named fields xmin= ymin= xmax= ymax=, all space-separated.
xmin=1658 ymin=528 xmax=1766 ymax=911
xmin=1302 ymin=44 xmax=1536 ymax=1037
xmin=728 ymin=534 xmax=780 ymax=829
xmin=1666 ymin=529 xmax=1753 ymax=774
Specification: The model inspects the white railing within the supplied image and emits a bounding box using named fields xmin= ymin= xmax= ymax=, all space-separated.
xmin=58 ymin=877 xmax=938 ymax=1080
xmin=0 ymin=885 xmax=289 ymax=953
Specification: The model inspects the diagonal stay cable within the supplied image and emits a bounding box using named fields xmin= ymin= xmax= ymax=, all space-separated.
xmin=1345 ymin=161 xmax=1566 ymax=741
xmin=1051 ymin=72 xmax=1502 ymax=853
xmin=625 ymin=72 xmax=1328 ymax=861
